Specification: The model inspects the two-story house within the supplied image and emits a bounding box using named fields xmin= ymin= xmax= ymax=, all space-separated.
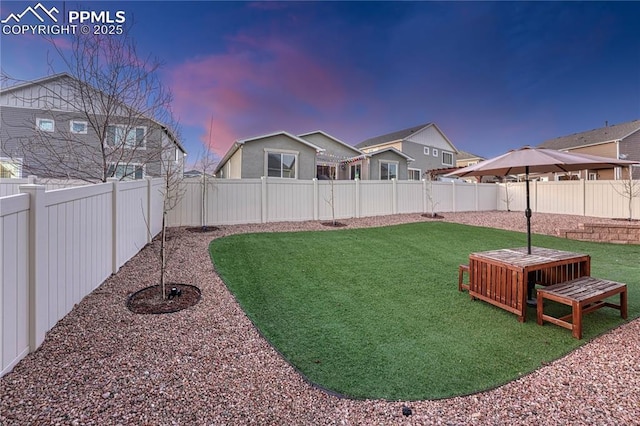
xmin=0 ymin=73 xmax=186 ymax=181
xmin=538 ymin=119 xmax=640 ymax=180
xmin=355 ymin=123 xmax=458 ymax=180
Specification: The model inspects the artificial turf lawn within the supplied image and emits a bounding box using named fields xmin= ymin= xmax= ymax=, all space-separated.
xmin=209 ymin=221 xmax=639 ymax=400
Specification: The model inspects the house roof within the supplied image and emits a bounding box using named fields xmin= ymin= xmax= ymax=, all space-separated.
xmin=1 ymin=73 xmax=187 ymax=154
xmin=456 ymin=150 xmax=485 ymax=161
xmin=356 ymin=123 xmax=432 ymax=149
xmin=214 ymin=131 xmax=324 ymax=175
xmin=538 ymin=119 xmax=640 ymax=150
xmin=368 ymin=147 xmax=415 ymax=162
xmin=298 ymin=130 xmax=362 ymax=154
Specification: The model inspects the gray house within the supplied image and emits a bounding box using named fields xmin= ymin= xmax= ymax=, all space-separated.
xmin=214 ymin=129 xmax=418 ymax=180
xmin=0 ymin=73 xmax=186 ymax=180
xmin=356 ymin=123 xmax=458 ymax=180
xmin=214 ymin=131 xmax=323 ymax=179
xmin=538 ymin=119 xmax=640 ymax=180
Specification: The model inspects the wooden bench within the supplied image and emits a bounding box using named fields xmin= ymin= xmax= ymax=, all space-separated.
xmin=458 ymin=264 xmax=469 ymax=292
xmin=536 ymin=277 xmax=627 ymax=339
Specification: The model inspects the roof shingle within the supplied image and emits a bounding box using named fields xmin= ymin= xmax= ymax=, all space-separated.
xmin=538 ymin=119 xmax=640 ymax=150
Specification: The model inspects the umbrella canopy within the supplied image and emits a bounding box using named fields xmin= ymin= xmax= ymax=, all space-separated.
xmin=447 ymin=146 xmax=638 ymax=253
xmin=448 ymin=146 xmax=638 ymax=178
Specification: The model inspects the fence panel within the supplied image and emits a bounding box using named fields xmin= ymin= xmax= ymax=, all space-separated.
xmin=43 ymin=184 xmax=114 ymax=331
xmin=116 ymin=180 xmax=151 ymax=266
xmin=318 ymin=180 xmax=356 ymax=220
xmin=478 ymin=183 xmax=499 ymax=211
xmin=535 ymin=181 xmax=583 ymax=215
xmin=211 ymin=179 xmax=263 ymax=225
xmin=359 ymin=181 xmax=394 ymax=217
xmin=453 ymin=182 xmax=478 ymax=212
xmin=0 ymin=194 xmax=30 ymax=377
xmin=268 ymin=179 xmax=315 ymax=222
xmin=396 ymin=181 xmax=424 ymax=214
xmin=586 ymin=180 xmax=640 ymax=219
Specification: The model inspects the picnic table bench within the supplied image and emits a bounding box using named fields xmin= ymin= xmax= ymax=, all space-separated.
xmin=536 ymin=277 xmax=627 ymax=339
xmin=467 ymin=247 xmax=591 ymax=322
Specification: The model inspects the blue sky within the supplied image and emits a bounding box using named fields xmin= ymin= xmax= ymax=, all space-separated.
xmin=2 ymin=1 xmax=639 ymax=166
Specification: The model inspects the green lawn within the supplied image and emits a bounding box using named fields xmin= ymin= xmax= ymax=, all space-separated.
xmin=209 ymin=222 xmax=639 ymax=400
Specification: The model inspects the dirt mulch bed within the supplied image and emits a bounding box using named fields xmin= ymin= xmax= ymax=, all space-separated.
xmin=127 ymin=284 xmax=201 ymax=314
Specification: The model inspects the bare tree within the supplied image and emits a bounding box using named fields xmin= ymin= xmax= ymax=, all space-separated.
xmin=612 ymin=166 xmax=640 ymax=221
xmin=423 ymin=173 xmax=440 ymax=218
xmin=194 ymin=118 xmax=218 ymax=231
xmin=502 ymin=178 xmax=514 ymax=212
xmin=1 ymin=26 xmax=177 ymax=182
xmin=157 ymin=136 xmax=186 ymax=299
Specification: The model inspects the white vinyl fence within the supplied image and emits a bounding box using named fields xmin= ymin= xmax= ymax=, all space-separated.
xmin=167 ymin=178 xmax=499 ymax=227
xmin=497 ymin=180 xmax=640 ymax=220
xmin=0 ymin=178 xmax=164 ymax=377
xmin=0 ymin=176 xmax=88 ymax=197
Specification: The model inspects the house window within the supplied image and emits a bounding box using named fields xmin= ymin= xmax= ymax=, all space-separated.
xmin=432 ymin=148 xmax=438 ymax=157
xmin=70 ymin=120 xmax=88 ymax=134
xmin=588 ymin=172 xmax=598 ymax=180
xmin=0 ymin=157 xmax=22 ymax=178
xmin=317 ymin=165 xmax=336 ymax=180
xmin=380 ymin=161 xmax=398 ymax=180
xmin=424 ymin=147 xmax=430 ymax=155
xmin=105 ymin=125 xmax=146 ymax=148
xmin=36 ymin=118 xmax=55 ymax=132
xmin=107 ymin=163 xmax=144 ymax=180
xmin=267 ymin=152 xmax=296 ymax=178
xmin=442 ymin=152 xmax=453 ymax=166
xmin=408 ymin=168 xmax=421 ymax=180
xmin=350 ymin=164 xmax=361 ymax=180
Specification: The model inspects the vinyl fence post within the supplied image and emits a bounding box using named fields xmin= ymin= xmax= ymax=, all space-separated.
xmin=108 ymin=178 xmax=120 ymax=274
xmin=475 ymin=182 xmax=479 ymax=212
xmin=355 ymin=178 xmax=361 ymax=218
xmin=261 ymin=176 xmax=267 ymax=223
xmin=146 ymin=177 xmax=153 ymax=243
xmin=392 ymin=178 xmax=397 ymax=214
xmin=580 ymin=178 xmax=586 ymax=216
xmin=452 ymin=180 xmax=457 ymax=213
xmin=313 ymin=178 xmax=319 ymax=220
xmin=422 ymin=179 xmax=427 ymax=214
xmin=19 ymin=184 xmax=47 ymax=351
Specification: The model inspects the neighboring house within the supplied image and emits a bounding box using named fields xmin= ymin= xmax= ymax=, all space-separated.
xmin=355 ymin=123 xmax=458 ymax=180
xmin=456 ymin=150 xmax=485 ymax=168
xmin=214 ymin=131 xmax=324 ymax=180
xmin=538 ymin=119 xmax=640 ymax=180
xmin=298 ymin=130 xmax=367 ymax=179
xmin=0 ymin=73 xmax=186 ymax=180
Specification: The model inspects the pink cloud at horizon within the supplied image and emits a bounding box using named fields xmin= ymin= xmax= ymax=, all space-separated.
xmin=165 ymin=34 xmax=351 ymax=157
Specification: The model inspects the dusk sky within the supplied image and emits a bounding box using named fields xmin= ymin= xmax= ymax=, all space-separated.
xmin=2 ymin=1 xmax=639 ymax=166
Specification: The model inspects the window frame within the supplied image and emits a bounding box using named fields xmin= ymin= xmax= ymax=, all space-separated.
xmin=432 ymin=148 xmax=438 ymax=157
xmin=423 ymin=147 xmax=430 ymax=155
xmin=36 ymin=118 xmax=55 ymax=132
xmin=264 ymin=149 xmax=298 ymax=179
xmin=442 ymin=151 xmax=453 ymax=166
xmin=408 ymin=168 xmax=421 ymax=181
xmin=350 ymin=163 xmax=361 ymax=180
xmin=380 ymin=160 xmax=398 ymax=180
xmin=0 ymin=157 xmax=23 ymax=178
xmin=70 ymin=120 xmax=88 ymax=134
xmin=105 ymin=124 xmax=147 ymax=149
xmin=107 ymin=162 xmax=145 ymax=180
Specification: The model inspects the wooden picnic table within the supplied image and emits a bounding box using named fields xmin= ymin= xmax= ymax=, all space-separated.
xmin=468 ymin=247 xmax=591 ymax=322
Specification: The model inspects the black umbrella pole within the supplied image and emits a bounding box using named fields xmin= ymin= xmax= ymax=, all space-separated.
xmin=525 ymin=169 xmax=535 ymax=305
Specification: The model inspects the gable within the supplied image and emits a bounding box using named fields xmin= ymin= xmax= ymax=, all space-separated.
xmin=404 ymin=124 xmax=457 ymax=152
xmin=298 ymin=131 xmax=361 ymax=159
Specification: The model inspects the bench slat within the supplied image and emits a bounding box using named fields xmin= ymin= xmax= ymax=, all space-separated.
xmin=536 ymin=277 xmax=627 ymax=339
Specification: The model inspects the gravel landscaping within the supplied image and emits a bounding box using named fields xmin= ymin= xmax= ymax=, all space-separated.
xmin=1 ymin=211 xmax=638 ymax=425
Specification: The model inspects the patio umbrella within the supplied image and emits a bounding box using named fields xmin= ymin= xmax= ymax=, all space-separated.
xmin=446 ymin=146 xmax=638 ymax=254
